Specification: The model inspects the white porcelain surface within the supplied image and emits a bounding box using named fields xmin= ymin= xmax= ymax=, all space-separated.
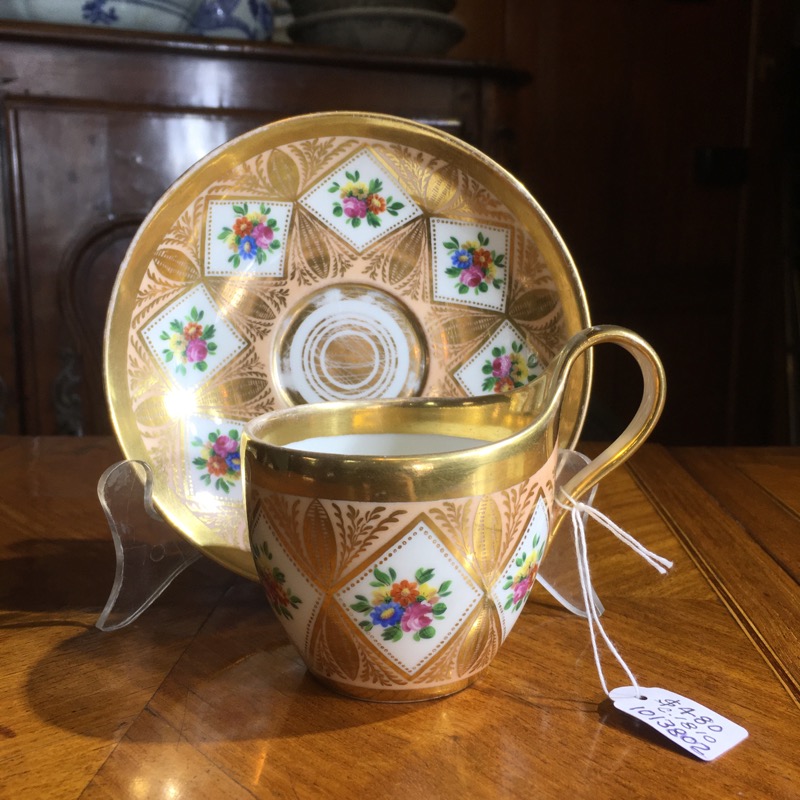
xmin=1 ymin=0 xmax=202 ymax=32
xmin=286 ymin=432 xmax=490 ymax=455
xmin=188 ymin=0 xmax=274 ymax=40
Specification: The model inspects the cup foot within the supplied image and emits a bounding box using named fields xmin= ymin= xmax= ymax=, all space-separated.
xmin=308 ymin=670 xmax=480 ymax=702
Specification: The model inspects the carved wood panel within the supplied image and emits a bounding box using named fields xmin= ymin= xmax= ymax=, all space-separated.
xmin=0 ymin=24 xmax=526 ymax=433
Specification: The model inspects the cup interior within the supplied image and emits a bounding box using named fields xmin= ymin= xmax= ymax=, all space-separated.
xmin=285 ymin=432 xmax=491 ymax=457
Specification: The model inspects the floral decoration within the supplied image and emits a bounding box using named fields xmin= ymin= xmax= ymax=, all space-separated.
xmin=191 ymin=428 xmax=241 ymax=494
xmin=255 ymin=540 xmax=302 ymax=620
xmin=82 ymin=0 xmax=118 ymax=24
xmin=502 ymin=533 xmax=543 ymax=613
xmin=217 ymin=202 xmax=281 ymax=269
xmin=443 ymin=232 xmax=505 ymax=295
xmin=159 ymin=306 xmax=217 ymax=376
xmin=328 ymin=171 xmax=404 ymax=229
xmin=482 ymin=340 xmax=540 ymax=393
xmin=350 ymin=566 xmax=451 ymax=642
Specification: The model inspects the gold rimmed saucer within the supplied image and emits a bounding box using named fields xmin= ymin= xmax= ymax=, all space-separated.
xmin=103 ymin=111 xmax=591 ymax=579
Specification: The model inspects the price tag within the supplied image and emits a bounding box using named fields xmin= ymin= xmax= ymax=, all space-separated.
xmin=610 ymin=686 xmax=748 ymax=761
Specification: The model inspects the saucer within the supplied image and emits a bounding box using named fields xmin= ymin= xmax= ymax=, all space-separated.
xmin=104 ymin=112 xmax=591 ymax=579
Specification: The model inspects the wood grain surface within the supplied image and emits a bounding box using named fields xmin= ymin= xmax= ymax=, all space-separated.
xmin=0 ymin=437 xmax=798 ymax=799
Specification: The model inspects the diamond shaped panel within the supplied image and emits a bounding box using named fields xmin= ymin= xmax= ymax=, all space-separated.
xmin=492 ymin=498 xmax=550 ymax=641
xmin=250 ymin=508 xmax=324 ymax=655
xmin=299 ymin=149 xmax=422 ymax=252
xmin=336 ymin=519 xmax=482 ymax=675
xmin=454 ymin=319 xmax=543 ymax=396
xmin=430 ymin=218 xmax=510 ymax=312
xmin=142 ymin=284 xmax=247 ymax=391
xmin=184 ymin=416 xmax=243 ymax=508
xmin=204 ymin=199 xmax=293 ymax=277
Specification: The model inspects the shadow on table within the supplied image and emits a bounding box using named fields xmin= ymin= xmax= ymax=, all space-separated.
xmin=0 ymin=538 xmax=117 ymax=615
xmin=20 ymin=565 xmax=426 ymax=742
xmin=597 ymin=697 xmax=699 ymax=758
xmin=17 ymin=545 xmax=615 ymax=747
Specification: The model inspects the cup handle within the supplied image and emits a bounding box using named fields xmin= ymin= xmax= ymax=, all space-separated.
xmin=556 ymin=325 xmax=666 ymax=505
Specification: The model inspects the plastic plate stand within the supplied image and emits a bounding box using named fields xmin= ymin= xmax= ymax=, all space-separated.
xmin=94 ymin=449 xmax=601 ymax=631
xmin=95 ymin=460 xmax=201 ymax=631
xmin=537 ymin=449 xmax=604 ymax=619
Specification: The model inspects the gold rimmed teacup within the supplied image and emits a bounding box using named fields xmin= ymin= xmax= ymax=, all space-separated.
xmin=243 ymin=325 xmax=666 ymax=701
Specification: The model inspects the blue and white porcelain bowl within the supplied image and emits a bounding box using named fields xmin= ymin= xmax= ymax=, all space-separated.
xmin=0 ymin=0 xmax=203 ymax=33
xmin=189 ymin=0 xmax=273 ymax=40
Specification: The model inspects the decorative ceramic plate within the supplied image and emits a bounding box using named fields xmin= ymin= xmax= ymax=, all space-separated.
xmin=104 ymin=112 xmax=591 ymax=579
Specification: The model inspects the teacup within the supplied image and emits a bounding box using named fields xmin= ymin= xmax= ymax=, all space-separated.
xmin=242 ymin=325 xmax=666 ymax=701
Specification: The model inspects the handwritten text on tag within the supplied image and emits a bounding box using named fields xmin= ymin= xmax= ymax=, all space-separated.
xmin=610 ymin=686 xmax=748 ymax=761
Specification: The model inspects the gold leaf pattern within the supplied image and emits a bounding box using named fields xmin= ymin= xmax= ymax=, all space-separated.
xmin=419 ymin=166 xmax=512 ymax=223
xmin=330 ymin=503 xmax=407 ymax=579
xmin=194 ymin=348 xmax=273 ymax=420
xmin=257 ymin=492 xmax=302 ymax=557
xmin=162 ymin=196 xmax=206 ymax=261
xmin=285 ymin=138 xmax=361 ymax=192
xmin=428 ymin=499 xmax=474 ymax=555
xmin=508 ymin=288 xmax=561 ymax=323
xmin=455 ymin=604 xmax=500 ymax=677
xmin=424 ymin=372 xmax=464 ymax=399
xmin=207 ymin=276 xmax=288 ymax=341
xmin=232 ymin=155 xmax=270 ymax=195
xmin=417 ymin=162 xmax=462 ymax=214
xmin=266 ymin=148 xmax=302 ymax=199
xmin=141 ymin=416 xmax=184 ymax=490
xmin=152 ymin=247 xmax=200 ymax=284
xmin=132 ymin=251 xmax=200 ymax=326
xmin=497 ymin=484 xmax=546 ymax=566
xmin=363 ymin=218 xmax=429 ymax=300
xmin=472 ymin=496 xmax=504 ymax=582
xmin=301 ymin=500 xmax=338 ymax=588
xmin=309 ymin=602 xmax=362 ymax=682
xmin=288 ymin=208 xmax=355 ymax=285
xmin=374 ymin=144 xmax=441 ymax=205
xmin=128 ymin=337 xmax=172 ymax=428
xmin=357 ymin=650 xmax=407 ymax=687
xmin=515 ymin=313 xmax=567 ymax=363
xmin=424 ymin=305 xmax=503 ymax=370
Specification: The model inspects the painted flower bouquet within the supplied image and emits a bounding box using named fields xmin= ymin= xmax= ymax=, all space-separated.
xmin=502 ymin=546 xmax=541 ymax=613
xmin=255 ymin=541 xmax=302 ymax=621
xmin=444 ymin=232 xmax=505 ymax=295
xmin=329 ymin=170 xmax=404 ymax=229
xmin=351 ymin=566 xmax=451 ymax=642
xmin=217 ymin=202 xmax=280 ymax=268
xmin=160 ymin=306 xmax=217 ymax=376
xmin=482 ymin=340 xmax=540 ymax=393
xmin=191 ymin=428 xmax=241 ymax=494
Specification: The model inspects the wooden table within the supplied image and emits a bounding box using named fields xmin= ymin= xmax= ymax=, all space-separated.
xmin=0 ymin=437 xmax=798 ymax=798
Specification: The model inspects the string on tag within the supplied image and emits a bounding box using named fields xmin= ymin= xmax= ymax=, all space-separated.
xmin=556 ymin=490 xmax=673 ymax=698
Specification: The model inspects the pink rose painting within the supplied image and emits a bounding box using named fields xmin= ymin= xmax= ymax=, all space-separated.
xmin=160 ymin=306 xmax=217 ymax=377
xmin=191 ymin=428 xmax=242 ymax=495
xmin=443 ymin=231 xmax=506 ymax=296
xmin=350 ymin=566 xmax=451 ymax=643
xmin=329 ymin=170 xmax=404 ymax=229
xmin=482 ymin=340 xmax=541 ymax=393
xmin=503 ymin=540 xmax=543 ymax=614
xmin=217 ymin=202 xmax=281 ymax=269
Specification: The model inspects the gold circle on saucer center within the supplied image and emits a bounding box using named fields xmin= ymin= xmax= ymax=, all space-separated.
xmin=273 ymin=283 xmax=428 ymax=406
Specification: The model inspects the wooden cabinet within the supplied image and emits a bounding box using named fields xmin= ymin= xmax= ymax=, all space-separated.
xmin=0 ymin=21 xmax=527 ymax=435
xmin=500 ymin=0 xmax=795 ymax=445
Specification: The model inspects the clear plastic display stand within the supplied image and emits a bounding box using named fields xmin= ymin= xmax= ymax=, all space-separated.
xmin=96 ymin=460 xmax=201 ymax=631
xmin=95 ymin=449 xmax=602 ymax=632
xmin=537 ymin=449 xmax=604 ymax=619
